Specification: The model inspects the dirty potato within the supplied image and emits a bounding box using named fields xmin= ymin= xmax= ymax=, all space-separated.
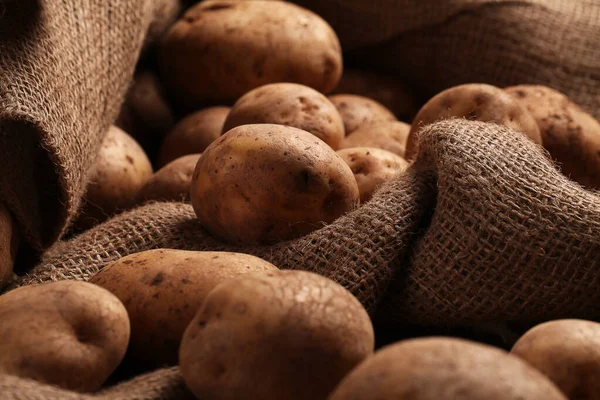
xmin=339 ymin=121 xmax=411 ymax=158
xmin=328 ymin=94 xmax=397 ymax=135
xmin=136 ymin=154 xmax=201 ymax=203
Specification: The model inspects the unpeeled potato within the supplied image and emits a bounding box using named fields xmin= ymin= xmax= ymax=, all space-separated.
xmin=339 ymin=121 xmax=410 ymax=158
xmin=136 ymin=154 xmax=201 ymax=204
xmin=328 ymin=94 xmax=397 ymax=135
xmin=0 ymin=203 xmax=18 ymax=289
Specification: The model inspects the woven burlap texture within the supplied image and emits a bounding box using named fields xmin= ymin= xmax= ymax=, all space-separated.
xmin=296 ymin=0 xmax=600 ymax=119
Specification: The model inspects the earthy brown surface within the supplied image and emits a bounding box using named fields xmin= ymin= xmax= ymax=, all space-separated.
xmin=329 ymin=94 xmax=397 ymax=135
xmin=136 ymin=154 xmax=201 ymax=204
xmin=0 ymin=204 xmax=18 ymax=289
xmin=339 ymin=121 xmax=410 ymax=158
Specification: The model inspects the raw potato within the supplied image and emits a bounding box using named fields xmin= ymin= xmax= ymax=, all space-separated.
xmin=76 ymin=126 xmax=153 ymax=230
xmin=0 ymin=204 xmax=18 ymax=289
xmin=332 ymin=69 xmax=419 ymax=122
xmin=89 ymin=249 xmax=277 ymax=367
xmin=136 ymin=154 xmax=201 ymax=204
xmin=328 ymin=337 xmax=566 ymax=400
xmin=180 ymin=270 xmax=375 ymax=400
xmin=511 ymin=319 xmax=600 ymax=399
xmin=339 ymin=121 xmax=410 ymax=158
xmin=0 ymin=281 xmax=130 ymax=392
xmin=506 ymin=85 xmax=600 ymax=189
xmin=191 ymin=124 xmax=359 ymax=245
xmin=328 ymin=94 xmax=397 ymax=135
xmin=337 ymin=148 xmax=408 ymax=203
xmin=405 ymin=83 xmax=542 ymax=159
xmin=158 ymin=107 xmax=230 ymax=167
xmin=223 ymin=83 xmax=345 ymax=149
xmin=159 ymin=0 xmax=342 ymax=108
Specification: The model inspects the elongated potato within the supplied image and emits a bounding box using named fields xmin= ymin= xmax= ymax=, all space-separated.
xmin=191 ymin=124 xmax=359 ymax=245
xmin=511 ymin=319 xmax=600 ymax=400
xmin=339 ymin=121 xmax=410 ymax=158
xmin=506 ymin=85 xmax=600 ymax=189
xmin=89 ymin=249 xmax=277 ymax=367
xmin=136 ymin=154 xmax=201 ymax=204
xmin=223 ymin=83 xmax=345 ymax=149
xmin=0 ymin=281 xmax=130 ymax=392
xmin=328 ymin=338 xmax=566 ymax=400
xmin=0 ymin=203 xmax=18 ymax=289
xmin=180 ymin=270 xmax=374 ymax=400
xmin=329 ymin=94 xmax=397 ymax=135
xmin=159 ymin=0 xmax=342 ymax=108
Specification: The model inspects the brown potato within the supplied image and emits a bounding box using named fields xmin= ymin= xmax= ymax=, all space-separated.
xmin=339 ymin=121 xmax=410 ymax=158
xmin=331 ymin=69 xmax=419 ymax=122
xmin=159 ymin=0 xmax=342 ymax=108
xmin=0 ymin=281 xmax=130 ymax=392
xmin=223 ymin=83 xmax=345 ymax=149
xmin=136 ymin=154 xmax=201 ymax=204
xmin=157 ymin=107 xmax=230 ymax=167
xmin=89 ymin=249 xmax=277 ymax=367
xmin=328 ymin=94 xmax=397 ymax=135
xmin=511 ymin=319 xmax=600 ymax=399
xmin=506 ymin=85 xmax=600 ymax=189
xmin=191 ymin=124 xmax=359 ymax=245
xmin=405 ymin=84 xmax=542 ymax=160
xmin=0 ymin=203 xmax=18 ymax=289
xmin=180 ymin=270 xmax=374 ymax=400
xmin=328 ymin=337 xmax=566 ymax=400
xmin=75 ymin=126 xmax=153 ymax=230
xmin=337 ymin=148 xmax=408 ymax=203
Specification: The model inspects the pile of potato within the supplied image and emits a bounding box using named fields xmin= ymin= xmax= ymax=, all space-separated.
xmin=1 ymin=0 xmax=600 ymax=399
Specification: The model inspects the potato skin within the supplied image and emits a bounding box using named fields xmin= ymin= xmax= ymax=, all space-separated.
xmin=337 ymin=148 xmax=408 ymax=203
xmin=157 ymin=107 xmax=230 ymax=167
xmin=136 ymin=154 xmax=201 ymax=204
xmin=158 ymin=0 xmax=342 ymax=108
xmin=506 ymin=85 xmax=600 ymax=189
xmin=223 ymin=83 xmax=345 ymax=149
xmin=511 ymin=319 xmax=600 ymax=400
xmin=339 ymin=121 xmax=410 ymax=158
xmin=328 ymin=337 xmax=566 ymax=400
xmin=180 ymin=270 xmax=375 ymax=400
xmin=191 ymin=124 xmax=359 ymax=245
xmin=0 ymin=281 xmax=130 ymax=392
xmin=0 ymin=203 xmax=18 ymax=289
xmin=328 ymin=94 xmax=397 ymax=135
xmin=89 ymin=249 xmax=277 ymax=367
xmin=405 ymin=84 xmax=542 ymax=160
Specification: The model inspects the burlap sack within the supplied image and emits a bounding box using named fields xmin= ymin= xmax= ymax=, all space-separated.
xmin=295 ymin=0 xmax=600 ymax=119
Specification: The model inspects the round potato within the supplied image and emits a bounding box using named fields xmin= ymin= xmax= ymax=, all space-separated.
xmin=339 ymin=121 xmax=410 ymax=158
xmin=180 ymin=270 xmax=375 ymax=400
xmin=328 ymin=94 xmax=397 ymax=135
xmin=191 ymin=124 xmax=359 ymax=245
xmin=89 ymin=249 xmax=277 ymax=367
xmin=0 ymin=203 xmax=18 ymax=289
xmin=331 ymin=69 xmax=419 ymax=122
xmin=337 ymin=148 xmax=408 ymax=203
xmin=157 ymin=107 xmax=230 ymax=167
xmin=0 ymin=281 xmax=130 ymax=392
xmin=158 ymin=0 xmax=342 ymax=108
xmin=405 ymin=83 xmax=542 ymax=160
xmin=511 ymin=319 xmax=600 ymax=399
xmin=136 ymin=154 xmax=201 ymax=204
xmin=76 ymin=126 xmax=153 ymax=230
xmin=328 ymin=337 xmax=566 ymax=400
xmin=506 ymin=85 xmax=600 ymax=189
xmin=223 ymin=83 xmax=345 ymax=149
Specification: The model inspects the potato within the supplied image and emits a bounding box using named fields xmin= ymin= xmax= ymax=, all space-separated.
xmin=157 ymin=107 xmax=230 ymax=167
xmin=89 ymin=249 xmax=277 ymax=367
xmin=75 ymin=126 xmax=153 ymax=230
xmin=328 ymin=337 xmax=566 ymax=400
xmin=337 ymin=148 xmax=408 ymax=203
xmin=180 ymin=270 xmax=374 ymax=400
xmin=339 ymin=121 xmax=410 ymax=158
xmin=191 ymin=124 xmax=359 ymax=245
xmin=328 ymin=94 xmax=397 ymax=135
xmin=506 ymin=85 xmax=600 ymax=189
xmin=223 ymin=83 xmax=345 ymax=149
xmin=511 ymin=319 xmax=600 ymax=399
xmin=136 ymin=154 xmax=201 ymax=204
xmin=331 ymin=69 xmax=419 ymax=122
xmin=0 ymin=203 xmax=18 ymax=289
xmin=158 ymin=0 xmax=342 ymax=108
xmin=0 ymin=281 xmax=130 ymax=392
xmin=405 ymin=83 xmax=542 ymax=159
